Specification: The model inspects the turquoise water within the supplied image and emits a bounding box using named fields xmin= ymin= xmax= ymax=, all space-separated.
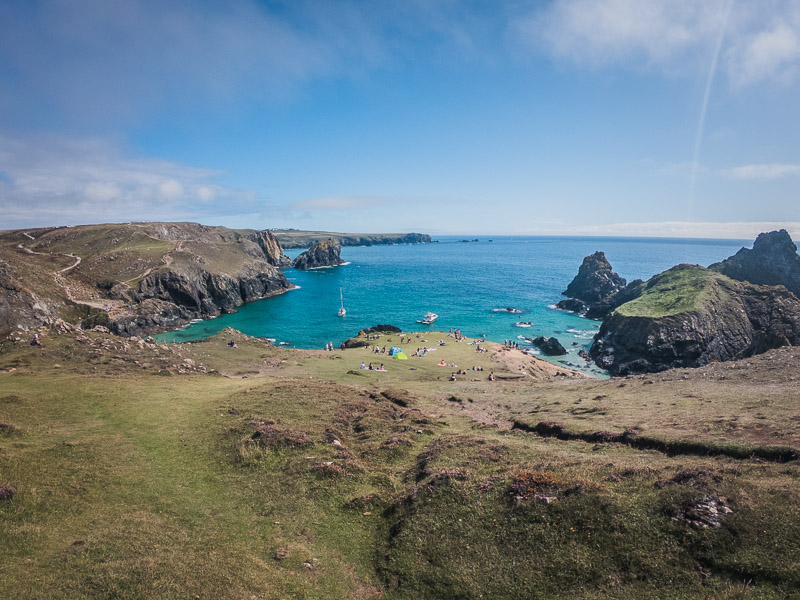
xmin=155 ymin=236 xmax=748 ymax=376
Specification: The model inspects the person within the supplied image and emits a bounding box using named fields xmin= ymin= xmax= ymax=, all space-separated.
xmin=438 ymin=360 xmax=446 ymax=366
xmin=32 ymin=333 xmax=41 ymax=347
xmin=368 ymin=363 xmax=374 ymax=370
xmin=378 ymin=363 xmax=385 ymax=371
xmin=488 ymin=372 xmax=495 ymax=381
xmin=360 ymin=362 xmax=366 ymax=369
xmin=228 ymin=339 xmax=237 ymax=348
xmin=449 ymin=373 xmax=457 ymax=381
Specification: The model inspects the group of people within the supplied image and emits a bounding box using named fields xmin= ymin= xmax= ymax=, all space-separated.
xmin=503 ymin=340 xmax=521 ymax=349
xmin=360 ymin=362 xmax=386 ymax=371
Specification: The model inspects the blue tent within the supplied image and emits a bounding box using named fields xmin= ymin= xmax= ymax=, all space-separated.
xmin=388 ymin=346 xmax=402 ymax=356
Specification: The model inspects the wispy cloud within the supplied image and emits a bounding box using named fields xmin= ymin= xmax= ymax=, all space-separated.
xmin=0 ymin=134 xmax=258 ymax=228
xmin=519 ymin=220 xmax=800 ymax=240
xmin=516 ymin=0 xmax=800 ymax=87
xmin=725 ymin=164 xmax=800 ymax=179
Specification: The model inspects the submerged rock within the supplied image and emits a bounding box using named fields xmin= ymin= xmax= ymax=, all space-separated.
xmin=532 ymin=336 xmax=567 ymax=356
xmin=293 ymin=238 xmax=345 ymax=270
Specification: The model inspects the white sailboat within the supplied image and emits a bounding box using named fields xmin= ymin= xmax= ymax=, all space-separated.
xmin=338 ymin=288 xmax=346 ymax=317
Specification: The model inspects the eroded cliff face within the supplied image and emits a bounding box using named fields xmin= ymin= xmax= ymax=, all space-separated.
xmin=590 ymin=265 xmax=800 ymax=375
xmin=292 ymin=238 xmax=344 ymax=270
xmin=0 ymin=261 xmax=62 ymax=332
xmin=0 ymin=222 xmax=294 ymax=337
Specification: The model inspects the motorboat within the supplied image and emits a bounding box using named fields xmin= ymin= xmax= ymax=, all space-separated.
xmin=514 ymin=321 xmax=533 ymax=328
xmin=492 ymin=307 xmax=523 ymax=313
xmin=337 ymin=288 xmax=346 ymax=317
xmin=417 ymin=312 xmax=438 ymax=325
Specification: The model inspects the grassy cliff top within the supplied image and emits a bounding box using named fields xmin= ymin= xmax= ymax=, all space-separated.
xmin=614 ymin=264 xmax=731 ymax=318
xmin=2 ymin=326 xmax=800 ymax=598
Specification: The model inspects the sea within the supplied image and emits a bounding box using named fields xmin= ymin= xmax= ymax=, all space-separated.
xmin=154 ymin=236 xmax=750 ymax=377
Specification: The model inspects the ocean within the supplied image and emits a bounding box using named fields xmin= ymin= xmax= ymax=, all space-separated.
xmin=154 ymin=235 xmax=749 ymax=376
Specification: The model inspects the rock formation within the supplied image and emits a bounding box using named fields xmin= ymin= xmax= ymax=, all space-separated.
xmin=532 ymin=336 xmax=567 ymax=356
xmin=557 ymin=251 xmax=628 ymax=316
xmin=292 ymin=238 xmax=345 ymax=270
xmin=709 ymin=229 xmax=800 ymax=298
xmin=590 ymin=265 xmax=800 ymax=375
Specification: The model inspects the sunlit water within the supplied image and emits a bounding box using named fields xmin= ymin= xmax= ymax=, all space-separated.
xmin=155 ymin=236 xmax=748 ymax=376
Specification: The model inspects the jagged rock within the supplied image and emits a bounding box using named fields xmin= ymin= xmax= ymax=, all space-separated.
xmin=532 ymin=336 xmax=567 ymax=356
xmin=554 ymin=298 xmax=588 ymax=314
xmin=562 ymin=252 xmax=627 ymax=304
xmin=292 ymin=238 xmax=344 ymax=270
xmin=710 ymin=229 xmax=800 ymax=298
xmin=590 ymin=264 xmax=800 ymax=375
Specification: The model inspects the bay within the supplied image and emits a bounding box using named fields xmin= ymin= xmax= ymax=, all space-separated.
xmin=155 ymin=235 xmax=748 ymax=376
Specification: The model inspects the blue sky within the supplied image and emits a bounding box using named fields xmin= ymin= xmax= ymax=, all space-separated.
xmin=1 ymin=0 xmax=799 ymax=238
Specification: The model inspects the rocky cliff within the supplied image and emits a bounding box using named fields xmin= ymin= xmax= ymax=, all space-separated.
xmin=557 ymin=251 xmax=629 ymax=316
xmin=590 ymin=265 xmax=800 ymax=375
xmin=709 ymin=229 xmax=800 ymax=298
xmin=292 ymin=238 xmax=344 ymax=270
xmin=0 ymin=222 xmax=293 ymax=336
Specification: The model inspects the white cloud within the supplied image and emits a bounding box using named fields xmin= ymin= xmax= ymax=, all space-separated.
xmin=725 ymin=163 xmax=800 ymax=179
xmin=517 ymin=0 xmax=727 ymax=69
xmin=0 ymin=134 xmax=259 ymax=228
xmin=518 ymin=0 xmax=800 ymax=87
xmin=726 ymin=21 xmax=800 ymax=87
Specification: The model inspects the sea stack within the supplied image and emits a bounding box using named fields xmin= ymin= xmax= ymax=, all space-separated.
xmin=292 ymin=238 xmax=345 ymax=270
xmin=557 ymin=251 xmax=629 ymax=316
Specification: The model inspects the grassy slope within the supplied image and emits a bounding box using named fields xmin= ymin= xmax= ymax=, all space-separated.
xmin=615 ymin=265 xmax=729 ymax=319
xmin=2 ymin=330 xmax=800 ymax=599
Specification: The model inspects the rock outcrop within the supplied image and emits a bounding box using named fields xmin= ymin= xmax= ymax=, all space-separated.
xmin=292 ymin=238 xmax=344 ymax=270
xmin=557 ymin=251 xmax=628 ymax=316
xmin=532 ymin=336 xmax=567 ymax=356
xmin=590 ymin=265 xmax=800 ymax=375
xmin=709 ymin=229 xmax=800 ymax=298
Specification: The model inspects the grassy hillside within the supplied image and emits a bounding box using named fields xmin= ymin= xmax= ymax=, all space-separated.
xmin=615 ymin=265 xmax=729 ymax=318
xmin=2 ymin=327 xmax=800 ymax=598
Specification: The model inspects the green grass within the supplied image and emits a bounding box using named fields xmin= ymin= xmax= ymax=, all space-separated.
xmin=615 ymin=265 xmax=729 ymax=318
xmin=1 ymin=331 xmax=800 ymax=598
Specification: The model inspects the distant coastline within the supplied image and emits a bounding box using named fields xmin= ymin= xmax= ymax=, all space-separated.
xmin=271 ymin=229 xmax=432 ymax=249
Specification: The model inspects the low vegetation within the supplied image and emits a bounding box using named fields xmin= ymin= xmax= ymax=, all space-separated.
xmin=1 ymin=326 xmax=799 ymax=598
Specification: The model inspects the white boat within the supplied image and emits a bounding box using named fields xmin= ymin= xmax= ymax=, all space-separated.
xmin=492 ymin=307 xmax=522 ymax=314
xmin=417 ymin=312 xmax=438 ymax=325
xmin=337 ymin=288 xmax=346 ymax=317
xmin=514 ymin=321 xmax=533 ymax=328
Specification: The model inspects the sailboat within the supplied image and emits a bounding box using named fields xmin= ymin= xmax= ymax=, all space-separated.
xmin=338 ymin=288 xmax=346 ymax=317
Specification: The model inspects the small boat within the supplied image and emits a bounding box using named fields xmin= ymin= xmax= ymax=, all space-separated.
xmin=417 ymin=312 xmax=438 ymax=325
xmin=337 ymin=288 xmax=346 ymax=317
xmin=492 ymin=307 xmax=522 ymax=314
xmin=514 ymin=321 xmax=533 ymax=328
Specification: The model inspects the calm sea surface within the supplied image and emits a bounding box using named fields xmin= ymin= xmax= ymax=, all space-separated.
xmin=155 ymin=236 xmax=749 ymax=376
